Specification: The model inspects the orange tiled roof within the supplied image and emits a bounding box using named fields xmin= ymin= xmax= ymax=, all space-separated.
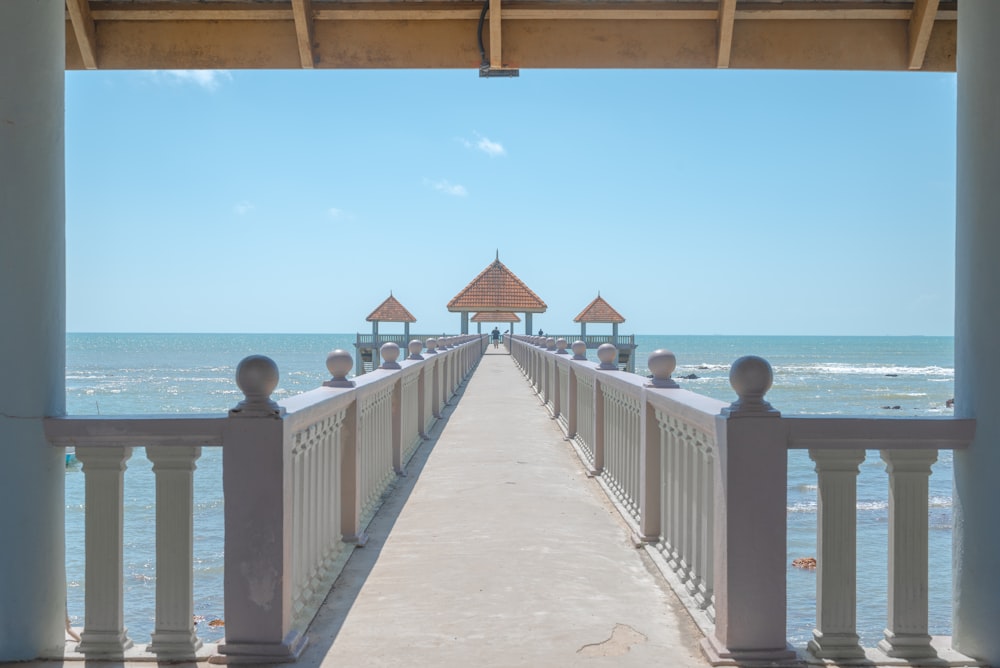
xmin=447 ymin=258 xmax=547 ymax=313
xmin=573 ymin=295 xmax=625 ymax=324
xmin=471 ymin=311 xmax=521 ymax=323
xmin=366 ymin=294 xmax=417 ymax=322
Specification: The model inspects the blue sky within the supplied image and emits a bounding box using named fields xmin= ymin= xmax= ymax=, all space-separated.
xmin=65 ymin=68 xmax=957 ymax=336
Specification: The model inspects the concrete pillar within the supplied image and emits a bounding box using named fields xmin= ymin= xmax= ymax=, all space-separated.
xmin=954 ymin=2 xmax=1000 ymax=663
xmin=0 ymin=0 xmax=67 ymax=660
xmin=525 ymin=313 xmax=533 ymax=335
xmin=460 ymin=311 xmax=469 ymax=334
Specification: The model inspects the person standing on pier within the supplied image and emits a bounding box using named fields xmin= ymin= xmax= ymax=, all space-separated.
xmin=491 ymin=327 xmax=501 ymax=349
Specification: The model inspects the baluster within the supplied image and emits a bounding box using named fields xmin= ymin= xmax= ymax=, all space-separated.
xmin=76 ymin=446 xmax=134 ymax=655
xmin=687 ymin=435 xmax=706 ymax=598
xmin=146 ymin=445 xmax=204 ymax=657
xmin=701 ymin=435 xmax=716 ymax=615
xmin=807 ymin=449 xmax=866 ymax=659
xmin=877 ymin=449 xmax=937 ymax=659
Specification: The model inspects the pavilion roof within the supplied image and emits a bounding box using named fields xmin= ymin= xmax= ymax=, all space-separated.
xmin=574 ymin=295 xmax=625 ymax=324
xmin=447 ymin=257 xmax=547 ymax=313
xmin=471 ymin=311 xmax=522 ymax=323
xmin=366 ymin=294 xmax=417 ymax=323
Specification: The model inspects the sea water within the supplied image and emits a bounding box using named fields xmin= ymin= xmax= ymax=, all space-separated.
xmin=65 ymin=333 xmax=955 ymax=648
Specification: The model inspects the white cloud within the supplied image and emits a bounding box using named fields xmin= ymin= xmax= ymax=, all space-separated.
xmin=328 ymin=207 xmax=344 ymax=219
xmin=234 ymin=201 xmax=255 ymax=215
xmin=159 ymin=70 xmax=233 ymax=91
xmin=459 ymin=133 xmax=506 ymax=157
xmin=476 ymin=136 xmax=506 ymax=157
xmin=431 ymin=179 xmax=468 ymax=197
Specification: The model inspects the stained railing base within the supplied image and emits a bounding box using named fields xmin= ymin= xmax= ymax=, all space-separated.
xmin=701 ymin=634 xmax=800 ymax=667
xmin=801 ymin=636 xmax=986 ymax=667
xmin=48 ymin=641 xmax=220 ymax=663
xmin=214 ymin=631 xmax=307 ymax=664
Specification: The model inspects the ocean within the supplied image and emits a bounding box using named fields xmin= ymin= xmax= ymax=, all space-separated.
xmin=65 ymin=333 xmax=956 ymax=648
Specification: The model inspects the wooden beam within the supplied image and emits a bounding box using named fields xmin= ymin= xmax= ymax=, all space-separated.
xmin=907 ymin=0 xmax=940 ymax=70
xmin=490 ymin=0 xmax=502 ymax=68
xmin=717 ymin=0 xmax=737 ymax=68
xmin=291 ymin=0 xmax=317 ymax=68
xmin=66 ymin=0 xmax=99 ymax=69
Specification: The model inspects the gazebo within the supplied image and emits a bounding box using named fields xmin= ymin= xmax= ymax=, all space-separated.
xmin=366 ymin=293 xmax=417 ymax=342
xmin=573 ymin=293 xmax=626 ymax=339
xmin=471 ymin=311 xmax=521 ymax=335
xmin=447 ymin=254 xmax=546 ymax=335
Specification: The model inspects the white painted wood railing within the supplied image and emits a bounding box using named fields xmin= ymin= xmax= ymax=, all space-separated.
xmin=508 ymin=335 xmax=980 ymax=666
xmin=45 ymin=335 xmax=485 ymax=662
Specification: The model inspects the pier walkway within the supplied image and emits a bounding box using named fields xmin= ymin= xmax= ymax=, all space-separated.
xmin=295 ymin=347 xmax=707 ymax=667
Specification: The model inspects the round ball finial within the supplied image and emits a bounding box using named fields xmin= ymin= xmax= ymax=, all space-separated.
xmin=571 ymin=340 xmax=587 ymax=360
xmin=555 ymin=338 xmax=568 ymax=354
xmin=408 ymin=339 xmax=424 ymax=360
xmin=437 ymin=338 xmax=448 ymax=351
xmin=597 ymin=343 xmax=618 ymax=370
xmin=324 ymin=349 xmax=354 ymax=387
xmin=425 ymin=337 xmax=437 ymax=354
xmin=380 ymin=342 xmax=401 ymax=369
xmin=727 ymin=355 xmax=776 ymax=414
xmin=545 ymin=337 xmax=556 ymax=351
xmin=646 ymin=349 xmax=679 ymax=388
xmin=233 ymin=355 xmax=281 ymax=416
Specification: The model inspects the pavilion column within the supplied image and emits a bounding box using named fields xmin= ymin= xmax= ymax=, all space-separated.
xmin=0 ymin=0 xmax=67 ymax=660
xmin=525 ymin=313 xmax=533 ymax=335
xmin=461 ymin=311 xmax=469 ymax=335
xmin=954 ymin=2 xmax=1000 ymax=664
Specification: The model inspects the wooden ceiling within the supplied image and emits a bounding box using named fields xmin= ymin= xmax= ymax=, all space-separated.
xmin=65 ymin=1 xmax=957 ymax=73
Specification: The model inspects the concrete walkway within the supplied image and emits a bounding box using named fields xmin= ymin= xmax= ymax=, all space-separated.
xmin=297 ymin=348 xmax=708 ymax=668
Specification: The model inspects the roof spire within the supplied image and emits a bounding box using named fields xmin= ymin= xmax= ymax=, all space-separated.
xmin=495 ymin=249 xmax=499 ymax=262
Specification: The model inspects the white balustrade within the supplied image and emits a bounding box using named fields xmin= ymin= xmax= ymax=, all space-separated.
xmin=506 ymin=337 xmax=979 ymax=666
xmin=45 ymin=336 xmax=487 ymax=663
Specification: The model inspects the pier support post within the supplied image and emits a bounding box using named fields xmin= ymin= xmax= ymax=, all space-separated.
xmin=0 ymin=1 xmax=67 ymax=659
xmin=954 ymin=2 xmax=1000 ymax=664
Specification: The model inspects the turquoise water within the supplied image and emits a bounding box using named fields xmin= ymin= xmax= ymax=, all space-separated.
xmin=64 ymin=333 xmax=955 ymax=648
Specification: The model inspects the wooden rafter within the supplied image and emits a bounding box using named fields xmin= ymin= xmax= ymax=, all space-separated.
xmin=291 ymin=0 xmax=317 ymax=68
xmin=68 ymin=1 xmax=959 ymax=73
xmin=489 ymin=0 xmax=502 ymax=68
xmin=908 ymin=0 xmax=940 ymax=70
xmin=66 ymin=0 xmax=99 ymax=69
xmin=717 ymin=0 xmax=737 ymax=68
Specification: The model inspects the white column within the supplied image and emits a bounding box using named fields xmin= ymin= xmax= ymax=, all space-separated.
xmin=955 ymin=2 xmax=1000 ymax=664
xmin=148 ymin=446 xmax=204 ymax=657
xmin=879 ymin=449 xmax=936 ymax=659
xmin=0 ymin=1 xmax=66 ymax=660
xmin=76 ymin=447 xmax=135 ymax=655
xmin=807 ymin=449 xmax=865 ymax=660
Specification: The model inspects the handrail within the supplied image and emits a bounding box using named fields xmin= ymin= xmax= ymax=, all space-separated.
xmin=46 ymin=334 xmax=487 ymax=662
xmin=506 ymin=335 xmax=980 ymax=665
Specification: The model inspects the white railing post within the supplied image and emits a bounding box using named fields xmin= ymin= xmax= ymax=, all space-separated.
xmin=147 ymin=445 xmax=203 ymax=658
xmin=637 ymin=396 xmax=661 ymax=543
xmin=219 ymin=356 xmax=305 ymax=662
xmin=567 ymin=366 xmax=578 ymax=439
xmin=704 ymin=356 xmax=796 ymax=665
xmin=878 ymin=449 xmax=937 ymax=659
xmin=76 ymin=446 xmax=134 ymax=656
xmin=807 ymin=449 xmax=866 ymax=660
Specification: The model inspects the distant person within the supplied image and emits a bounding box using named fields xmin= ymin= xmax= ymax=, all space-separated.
xmin=491 ymin=327 xmax=500 ymax=349
xmin=538 ymin=328 xmax=544 ymax=336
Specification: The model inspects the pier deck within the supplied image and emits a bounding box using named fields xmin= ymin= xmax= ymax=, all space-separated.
xmin=295 ymin=347 xmax=707 ymax=667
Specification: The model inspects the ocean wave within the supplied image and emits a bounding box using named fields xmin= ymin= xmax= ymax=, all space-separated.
xmin=777 ymin=364 xmax=953 ymax=378
xmin=788 ymin=497 xmax=952 ymax=513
